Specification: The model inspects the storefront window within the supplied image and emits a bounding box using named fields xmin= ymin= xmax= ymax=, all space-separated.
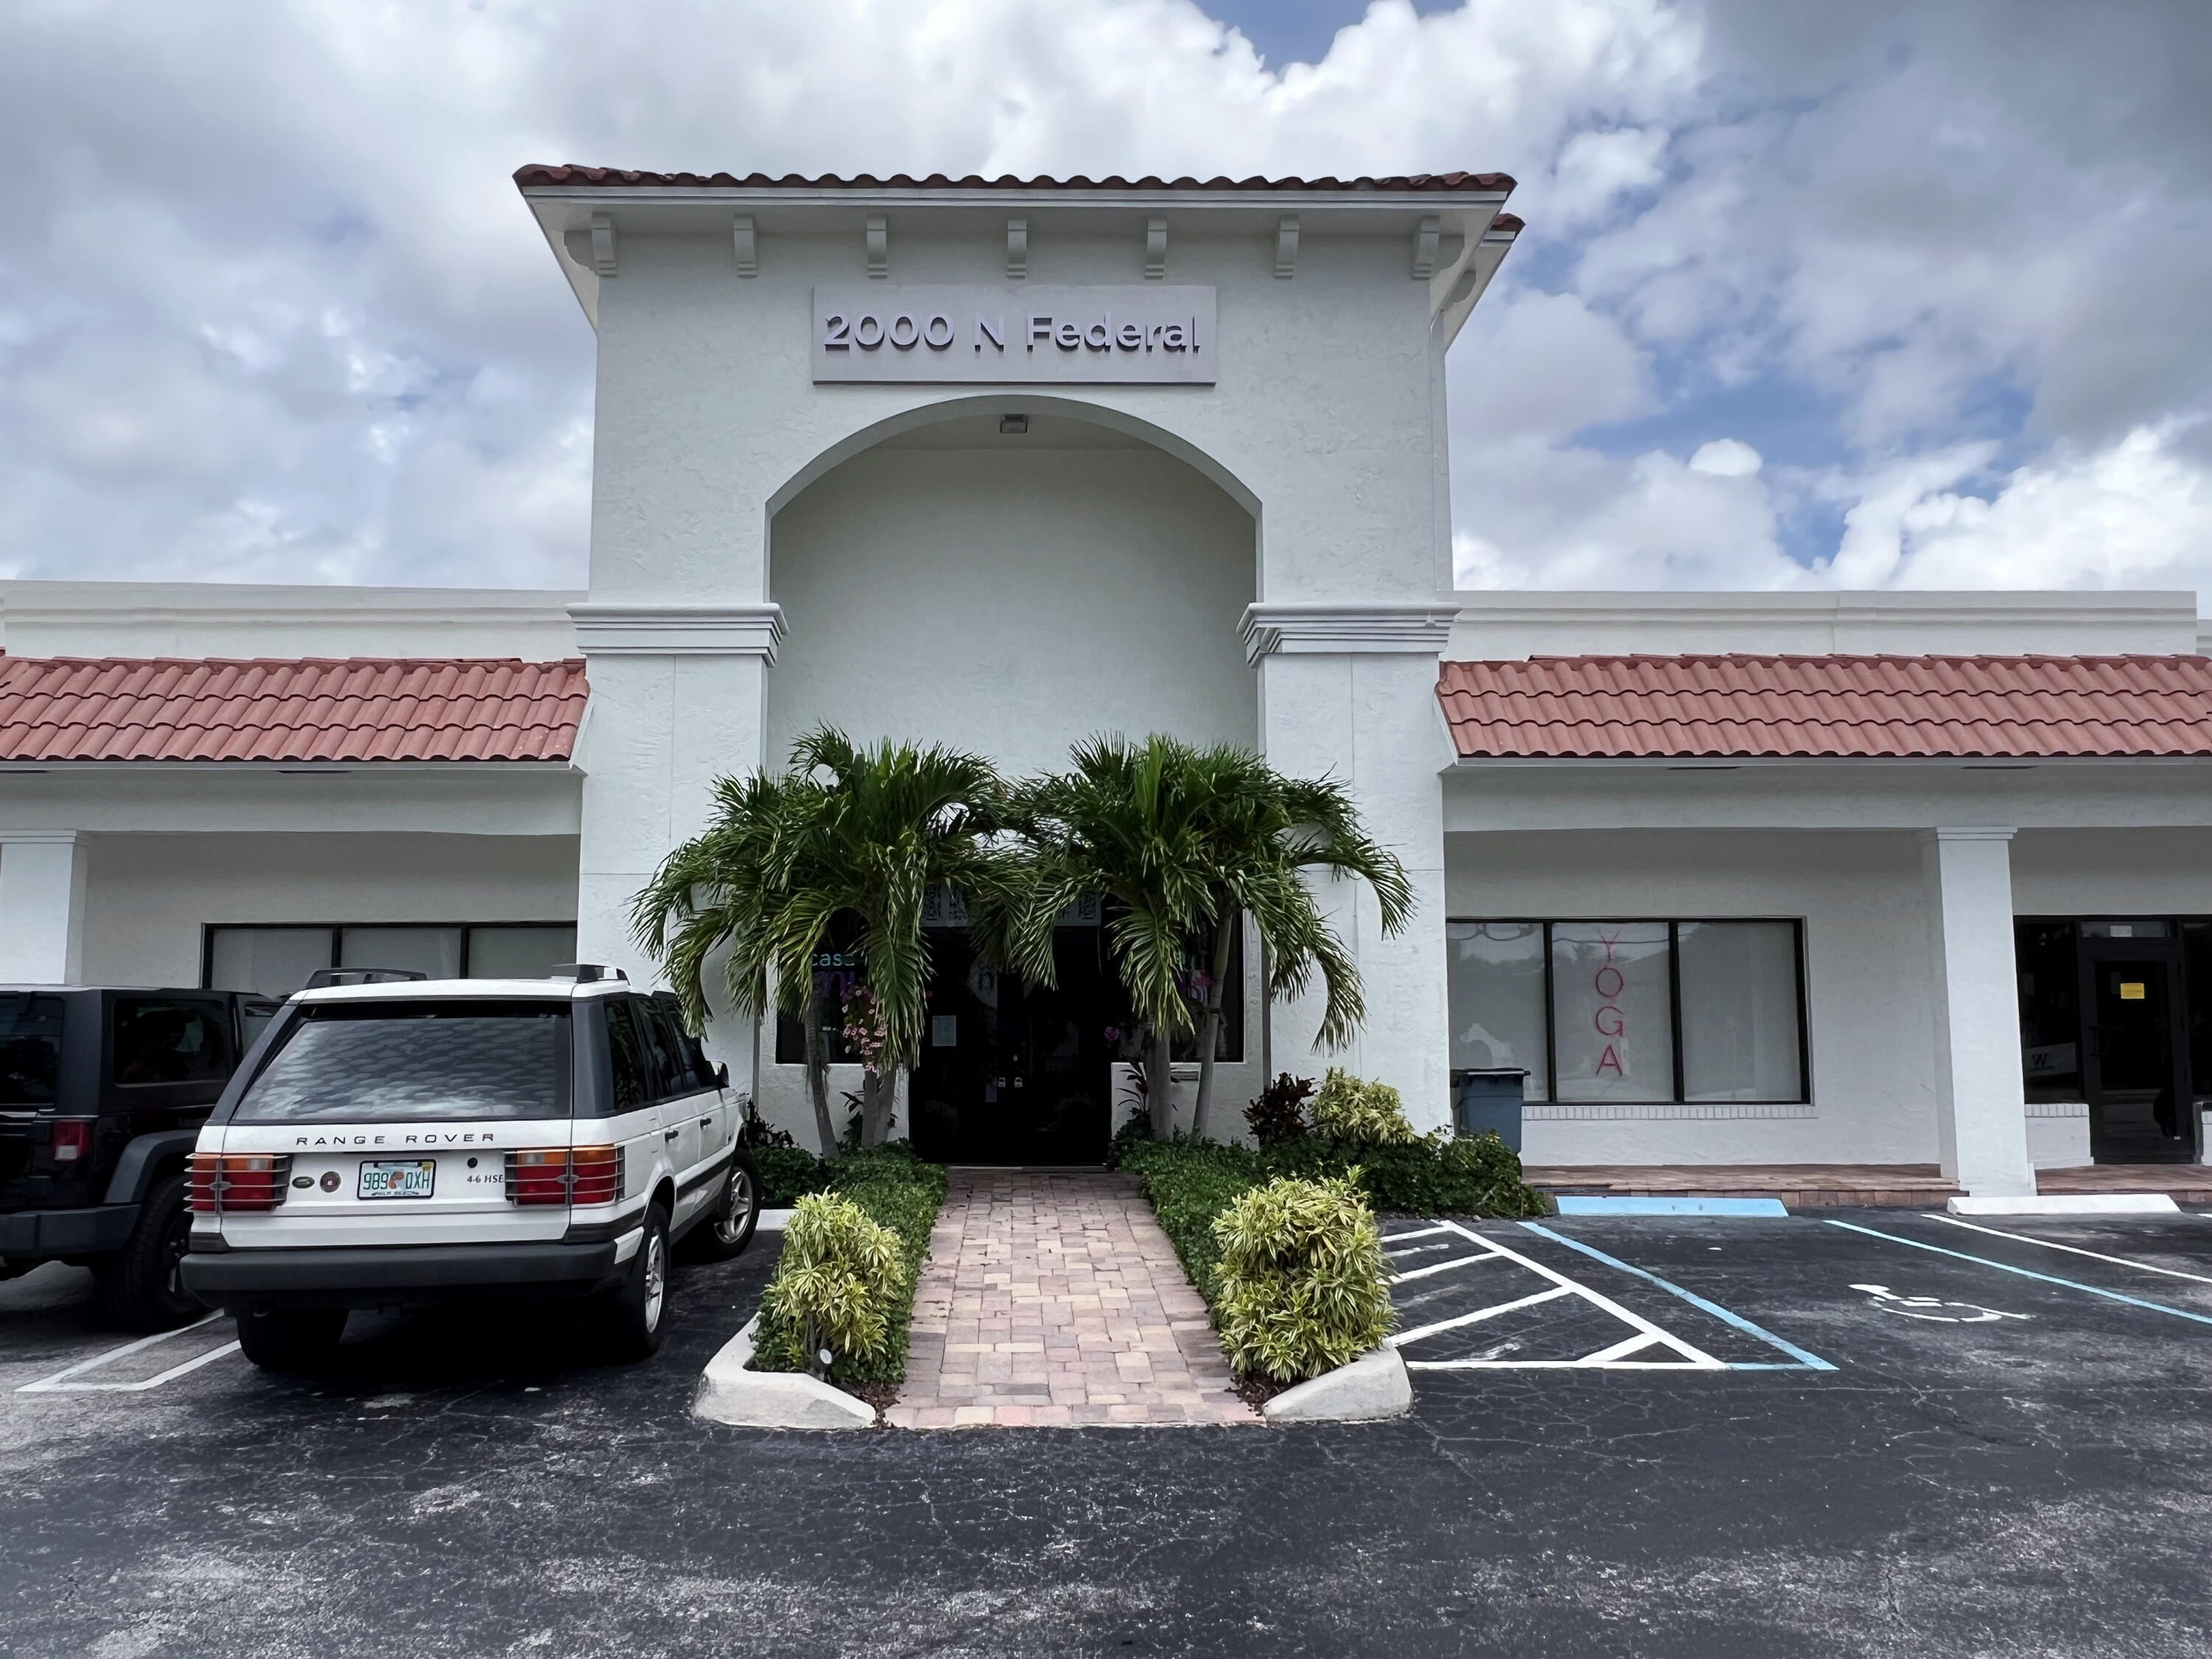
xmin=1679 ymin=922 xmax=1804 ymax=1103
xmin=206 ymin=924 xmax=577 ymax=996
xmin=1551 ymin=922 xmax=1675 ymax=1103
xmin=2014 ymin=921 xmax=2082 ymax=1102
xmin=1447 ymin=922 xmax=1548 ymax=1101
xmin=1447 ymin=919 xmax=1809 ymax=1105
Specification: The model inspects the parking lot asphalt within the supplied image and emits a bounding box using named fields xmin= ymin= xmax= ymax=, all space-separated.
xmin=6 ymin=1208 xmax=2212 ymax=1658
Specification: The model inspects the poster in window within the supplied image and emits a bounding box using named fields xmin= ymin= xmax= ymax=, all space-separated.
xmin=1551 ymin=922 xmax=1674 ymax=1103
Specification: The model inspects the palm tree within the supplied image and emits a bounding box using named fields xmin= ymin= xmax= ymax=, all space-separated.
xmin=630 ymin=728 xmax=1011 ymax=1158
xmin=1004 ymin=735 xmax=1411 ymax=1142
xmin=1175 ymin=748 xmax=1412 ymax=1140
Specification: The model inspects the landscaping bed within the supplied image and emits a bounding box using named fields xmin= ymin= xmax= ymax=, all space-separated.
xmin=746 ymin=1144 xmax=947 ymax=1394
xmin=1116 ymin=1123 xmax=1550 ymax=1394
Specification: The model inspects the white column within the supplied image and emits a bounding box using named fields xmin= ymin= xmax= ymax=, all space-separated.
xmin=0 ymin=832 xmax=89 ymax=985
xmin=568 ymin=605 xmax=785 ymax=1098
xmin=1245 ymin=603 xmax=1460 ymax=1134
xmin=1921 ymin=827 xmax=2035 ymax=1197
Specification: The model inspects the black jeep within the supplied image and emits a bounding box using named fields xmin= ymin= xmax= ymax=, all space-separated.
xmin=1 ymin=987 xmax=278 ymax=1328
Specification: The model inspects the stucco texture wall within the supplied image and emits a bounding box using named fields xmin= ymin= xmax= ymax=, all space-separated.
xmin=80 ymin=832 xmax=580 ymax=988
xmin=765 ymin=439 xmax=1257 ymax=777
xmin=1444 ymin=828 xmax=1942 ymax=1166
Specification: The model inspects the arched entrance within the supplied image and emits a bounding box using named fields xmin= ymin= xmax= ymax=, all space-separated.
xmin=759 ymin=400 xmax=1263 ymax=1160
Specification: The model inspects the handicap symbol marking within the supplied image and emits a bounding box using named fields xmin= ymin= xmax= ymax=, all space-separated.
xmin=1850 ymin=1283 xmax=2030 ymax=1324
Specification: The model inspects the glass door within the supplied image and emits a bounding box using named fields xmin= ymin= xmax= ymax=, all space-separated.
xmin=908 ymin=931 xmax=1112 ymax=1165
xmin=2079 ymin=942 xmax=2198 ymax=1163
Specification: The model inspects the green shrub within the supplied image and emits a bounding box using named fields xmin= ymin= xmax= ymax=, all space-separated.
xmin=752 ymin=1144 xmax=946 ymax=1385
xmin=751 ymin=1145 xmax=830 ymax=1207
xmin=757 ymin=1193 xmax=904 ymax=1377
xmin=1267 ymin=1131 xmax=1550 ymax=1219
xmin=1212 ymin=1175 xmax=1395 ymax=1382
xmin=1307 ymin=1068 xmax=1419 ymax=1146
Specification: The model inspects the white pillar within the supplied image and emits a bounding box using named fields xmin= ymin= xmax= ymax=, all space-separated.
xmin=0 ymin=832 xmax=89 ymax=985
xmin=1245 ymin=603 xmax=1459 ymax=1134
xmin=1921 ymin=827 xmax=2035 ymax=1197
xmin=568 ymin=605 xmax=785 ymax=1098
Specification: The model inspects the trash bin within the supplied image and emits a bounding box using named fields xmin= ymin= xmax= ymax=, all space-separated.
xmin=1452 ymin=1068 xmax=1527 ymax=1153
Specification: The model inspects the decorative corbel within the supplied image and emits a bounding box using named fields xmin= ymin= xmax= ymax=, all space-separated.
xmin=1274 ymin=215 xmax=1300 ymax=279
xmin=590 ymin=212 xmax=618 ymax=277
xmin=865 ymin=216 xmax=888 ymax=278
xmin=1144 ymin=217 xmax=1167 ymax=279
xmin=731 ymin=215 xmax=757 ymax=277
xmin=1411 ymin=215 xmax=1440 ymax=280
xmin=1006 ymin=218 xmax=1028 ymax=279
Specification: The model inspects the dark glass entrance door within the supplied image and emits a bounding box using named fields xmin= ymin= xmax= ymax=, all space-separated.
xmin=2080 ymin=943 xmax=2199 ymax=1163
xmin=908 ymin=929 xmax=1114 ymax=1164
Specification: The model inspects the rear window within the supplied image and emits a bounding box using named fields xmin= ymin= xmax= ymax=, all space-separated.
xmin=235 ymin=1000 xmax=571 ymax=1123
xmin=0 ymin=995 xmax=65 ymax=1107
xmin=114 ymin=998 xmax=236 ymax=1087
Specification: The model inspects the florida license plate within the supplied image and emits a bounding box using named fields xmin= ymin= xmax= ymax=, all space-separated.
xmin=358 ymin=1159 xmax=436 ymax=1200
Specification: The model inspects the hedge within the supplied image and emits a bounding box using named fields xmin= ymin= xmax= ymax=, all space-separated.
xmin=749 ymin=1144 xmax=947 ymax=1386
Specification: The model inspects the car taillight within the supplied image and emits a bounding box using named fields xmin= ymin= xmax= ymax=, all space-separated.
xmin=49 ymin=1119 xmax=94 ymax=1164
xmin=504 ymin=1146 xmax=622 ymax=1206
xmin=187 ymin=1152 xmax=292 ymax=1214
xmin=570 ymin=1146 xmax=622 ymax=1206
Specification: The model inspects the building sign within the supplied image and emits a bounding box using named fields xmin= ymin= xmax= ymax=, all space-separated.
xmin=813 ymin=286 xmax=1217 ymax=385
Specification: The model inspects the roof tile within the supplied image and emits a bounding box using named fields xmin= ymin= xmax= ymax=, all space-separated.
xmin=1436 ymin=654 xmax=2212 ymax=759
xmin=0 ymin=657 xmax=588 ymax=764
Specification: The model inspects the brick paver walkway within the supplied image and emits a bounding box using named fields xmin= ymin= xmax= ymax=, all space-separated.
xmin=887 ymin=1170 xmax=1261 ymax=1429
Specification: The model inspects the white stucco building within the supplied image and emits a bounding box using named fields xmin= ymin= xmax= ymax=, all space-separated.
xmin=4 ymin=167 xmax=2210 ymax=1196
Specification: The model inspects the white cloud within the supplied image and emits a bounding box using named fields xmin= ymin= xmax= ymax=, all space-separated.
xmin=1688 ymin=437 xmax=1761 ymax=477
xmin=1877 ymin=422 xmax=2212 ymax=593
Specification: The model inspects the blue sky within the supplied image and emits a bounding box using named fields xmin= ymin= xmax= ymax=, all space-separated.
xmin=1 ymin=0 xmax=2206 ymax=597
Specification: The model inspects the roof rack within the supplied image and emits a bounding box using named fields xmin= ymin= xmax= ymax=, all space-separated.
xmin=552 ymin=963 xmax=628 ymax=983
xmin=303 ymin=967 xmax=430 ymax=989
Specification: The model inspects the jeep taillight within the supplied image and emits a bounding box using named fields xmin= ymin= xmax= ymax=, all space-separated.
xmin=49 ymin=1119 xmax=94 ymax=1164
xmin=187 ymin=1152 xmax=292 ymax=1213
xmin=504 ymin=1146 xmax=622 ymax=1206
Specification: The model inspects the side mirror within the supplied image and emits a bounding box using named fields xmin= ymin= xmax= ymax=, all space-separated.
xmin=715 ymin=1062 xmax=731 ymax=1089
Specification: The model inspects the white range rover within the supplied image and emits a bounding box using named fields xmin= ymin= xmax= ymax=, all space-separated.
xmin=179 ymin=967 xmax=761 ymax=1371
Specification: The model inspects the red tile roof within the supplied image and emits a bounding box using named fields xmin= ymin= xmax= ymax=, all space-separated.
xmin=515 ymin=165 xmax=1515 ymax=194
xmin=1437 ymin=654 xmax=2212 ymax=760
xmin=0 ymin=657 xmax=587 ymax=764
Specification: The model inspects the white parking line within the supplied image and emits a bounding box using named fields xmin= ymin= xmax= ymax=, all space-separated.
xmin=1388 ymin=1220 xmax=1724 ymax=1371
xmin=1393 ymin=1286 xmax=1573 ymax=1346
xmin=1934 ymin=1214 xmax=2212 ymax=1286
xmin=17 ymin=1315 xmax=241 ymax=1394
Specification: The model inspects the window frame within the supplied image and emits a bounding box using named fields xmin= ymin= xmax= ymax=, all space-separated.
xmin=201 ymin=922 xmax=580 ymax=993
xmin=1447 ymin=917 xmax=1812 ymax=1107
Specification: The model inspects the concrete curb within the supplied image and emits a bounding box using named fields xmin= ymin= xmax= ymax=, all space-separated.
xmin=692 ymin=1315 xmax=877 ymax=1430
xmin=759 ymin=1208 xmax=793 ymax=1232
xmin=1262 ymin=1346 xmax=1412 ymax=1425
xmin=1949 ymin=1194 xmax=2182 ymax=1217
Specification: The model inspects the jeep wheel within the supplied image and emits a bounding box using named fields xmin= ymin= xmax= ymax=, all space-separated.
xmin=599 ymin=1203 xmax=671 ymax=1363
xmin=92 ymin=1173 xmax=206 ymax=1332
xmin=235 ymin=1306 xmax=348 ymax=1373
xmin=685 ymin=1152 xmax=761 ymax=1262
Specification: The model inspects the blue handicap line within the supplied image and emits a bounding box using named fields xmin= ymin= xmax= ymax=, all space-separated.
xmin=1554 ymin=1195 xmax=1788 ymax=1217
xmin=1519 ymin=1220 xmax=1836 ymax=1371
xmin=1823 ymin=1219 xmax=2212 ymax=1328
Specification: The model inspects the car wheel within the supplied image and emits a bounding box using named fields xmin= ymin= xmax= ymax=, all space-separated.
xmin=685 ymin=1153 xmax=761 ymax=1262
xmin=599 ymin=1203 xmax=671 ymax=1363
xmin=92 ymin=1173 xmax=206 ymax=1332
xmin=234 ymin=1306 xmax=348 ymax=1373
